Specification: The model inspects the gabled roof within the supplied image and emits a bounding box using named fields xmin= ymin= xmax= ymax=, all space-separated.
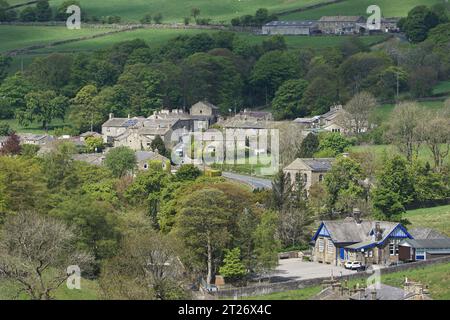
xmin=312 ymin=218 xmax=409 ymax=244
xmin=193 ymin=101 xmax=219 ymax=110
xmin=264 ymin=20 xmax=318 ymax=27
xmin=408 ymin=227 xmax=449 ymax=240
xmin=284 ymin=158 xmax=334 ymax=172
xmin=135 ymin=151 xmax=169 ymax=163
xmin=319 ymin=16 xmax=365 ymax=22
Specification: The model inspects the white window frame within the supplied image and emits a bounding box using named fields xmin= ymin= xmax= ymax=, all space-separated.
xmin=318 ymin=238 xmax=324 ymax=253
xmin=327 ymin=240 xmax=334 ymax=253
xmin=389 ymin=239 xmax=400 ymax=256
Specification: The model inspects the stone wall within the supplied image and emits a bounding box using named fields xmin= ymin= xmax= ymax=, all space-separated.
xmin=213 ymin=256 xmax=450 ymax=299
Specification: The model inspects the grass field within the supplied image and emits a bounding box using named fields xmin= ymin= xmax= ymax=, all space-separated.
xmin=283 ymin=0 xmax=444 ymax=20
xmin=0 ymin=277 xmax=99 ymax=300
xmin=404 ymin=205 xmax=450 ymax=237
xmin=0 ymin=25 xmax=109 ymax=53
xmin=433 ymin=80 xmax=450 ymax=96
xmin=244 ymin=262 xmax=450 ymax=300
xmin=41 ymin=0 xmax=325 ymax=23
xmin=373 ymin=99 xmax=448 ymax=123
xmin=0 ymin=118 xmax=70 ymax=134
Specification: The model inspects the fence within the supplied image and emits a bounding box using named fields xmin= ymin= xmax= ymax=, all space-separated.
xmin=213 ymin=255 xmax=450 ymax=299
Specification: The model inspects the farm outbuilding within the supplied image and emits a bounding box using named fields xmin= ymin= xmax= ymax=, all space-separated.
xmin=262 ymin=20 xmax=318 ymax=35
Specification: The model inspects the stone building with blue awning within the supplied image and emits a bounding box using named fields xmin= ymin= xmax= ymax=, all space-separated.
xmin=311 ymin=215 xmax=413 ymax=267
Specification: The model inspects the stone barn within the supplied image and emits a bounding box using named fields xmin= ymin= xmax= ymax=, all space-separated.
xmin=262 ymin=20 xmax=318 ymax=35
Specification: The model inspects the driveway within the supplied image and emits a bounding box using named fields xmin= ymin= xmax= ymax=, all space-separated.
xmin=271 ymin=258 xmax=356 ymax=281
xmin=222 ymin=172 xmax=272 ymax=190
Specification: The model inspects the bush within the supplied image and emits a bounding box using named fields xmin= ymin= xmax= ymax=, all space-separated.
xmin=219 ymin=248 xmax=247 ymax=283
xmin=205 ymin=169 xmax=222 ymax=177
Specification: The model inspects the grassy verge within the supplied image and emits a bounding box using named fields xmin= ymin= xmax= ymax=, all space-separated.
xmin=0 ymin=278 xmax=100 ymax=300
xmin=0 ymin=118 xmax=70 ymax=134
xmin=242 ymin=262 xmax=450 ymax=300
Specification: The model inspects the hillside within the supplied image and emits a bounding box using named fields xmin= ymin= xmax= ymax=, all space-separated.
xmin=283 ymin=0 xmax=445 ymax=20
xmin=8 ymin=0 xmax=326 ymax=23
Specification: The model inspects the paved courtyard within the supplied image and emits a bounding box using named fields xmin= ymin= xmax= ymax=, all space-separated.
xmin=271 ymin=258 xmax=356 ymax=281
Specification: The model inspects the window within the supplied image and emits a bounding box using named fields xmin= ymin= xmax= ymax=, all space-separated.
xmin=389 ymin=239 xmax=400 ymax=256
xmin=327 ymin=240 xmax=334 ymax=253
xmin=303 ymin=173 xmax=308 ymax=183
xmin=364 ymin=250 xmax=373 ymax=258
xmin=318 ymin=239 xmax=324 ymax=252
xmin=319 ymin=174 xmax=324 ymax=182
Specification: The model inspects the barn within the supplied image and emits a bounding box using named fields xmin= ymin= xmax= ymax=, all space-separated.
xmin=262 ymin=20 xmax=318 ymax=35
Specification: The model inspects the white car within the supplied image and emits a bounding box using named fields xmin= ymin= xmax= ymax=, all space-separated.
xmin=344 ymin=261 xmax=363 ymax=270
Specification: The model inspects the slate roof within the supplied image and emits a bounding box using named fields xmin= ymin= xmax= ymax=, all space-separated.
xmin=72 ymin=153 xmax=105 ymax=166
xmin=350 ymin=284 xmax=412 ymax=300
xmin=135 ymin=151 xmax=169 ymax=163
xmin=400 ymin=238 xmax=450 ymax=249
xmin=317 ymin=218 xmax=400 ymax=244
xmin=284 ymin=158 xmax=334 ymax=172
xmin=264 ymin=20 xmax=318 ymax=27
xmin=408 ymin=227 xmax=449 ymax=240
xmin=319 ymin=16 xmax=365 ymax=22
xmin=194 ymin=101 xmax=219 ymax=110
xmin=102 ymin=117 xmax=145 ymax=128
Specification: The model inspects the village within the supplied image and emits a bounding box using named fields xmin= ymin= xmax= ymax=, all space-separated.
xmin=2 ymin=97 xmax=449 ymax=300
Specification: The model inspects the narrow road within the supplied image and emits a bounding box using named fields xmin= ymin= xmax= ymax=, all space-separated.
xmin=222 ymin=172 xmax=272 ymax=190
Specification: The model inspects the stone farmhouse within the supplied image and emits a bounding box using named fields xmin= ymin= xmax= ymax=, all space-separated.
xmin=283 ymin=158 xmax=334 ymax=192
xmin=311 ymin=216 xmax=414 ymax=267
xmin=262 ymin=16 xmax=399 ymax=36
xmin=101 ymin=101 xmax=219 ymax=151
xmin=294 ymin=104 xmax=370 ymax=135
xmin=318 ymin=16 xmax=367 ymax=34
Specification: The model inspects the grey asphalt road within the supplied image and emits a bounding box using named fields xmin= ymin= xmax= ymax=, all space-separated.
xmin=222 ymin=172 xmax=273 ymax=190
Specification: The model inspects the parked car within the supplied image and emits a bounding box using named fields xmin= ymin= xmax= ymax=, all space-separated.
xmin=344 ymin=261 xmax=364 ymax=270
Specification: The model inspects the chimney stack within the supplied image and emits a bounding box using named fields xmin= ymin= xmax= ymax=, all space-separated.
xmin=375 ymin=222 xmax=383 ymax=241
xmin=109 ymin=113 xmax=114 ymax=120
xmin=353 ymin=208 xmax=362 ymax=224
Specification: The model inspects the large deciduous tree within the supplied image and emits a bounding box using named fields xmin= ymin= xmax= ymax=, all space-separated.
xmin=100 ymin=230 xmax=188 ymax=300
xmin=272 ymin=79 xmax=309 ymax=120
xmin=385 ymin=102 xmax=425 ymax=162
xmin=104 ymin=146 xmax=137 ymax=178
xmin=174 ymin=188 xmax=231 ymax=284
xmin=17 ymin=90 xmax=68 ymax=130
xmin=0 ymin=211 xmax=93 ymax=300
xmin=338 ymin=91 xmax=377 ymax=134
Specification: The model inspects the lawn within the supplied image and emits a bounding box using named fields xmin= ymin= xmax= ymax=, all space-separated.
xmin=404 ymin=205 xmax=450 ymax=237
xmin=0 ymin=25 xmax=109 ymax=53
xmin=0 ymin=277 xmax=100 ymax=300
xmin=0 ymin=118 xmax=70 ymax=134
xmin=372 ymin=99 xmax=448 ymax=123
xmin=243 ymin=262 xmax=450 ymax=300
xmin=433 ymin=80 xmax=450 ymax=96
xmin=283 ymin=0 xmax=444 ymax=20
xmin=43 ymin=0 xmax=326 ymax=23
